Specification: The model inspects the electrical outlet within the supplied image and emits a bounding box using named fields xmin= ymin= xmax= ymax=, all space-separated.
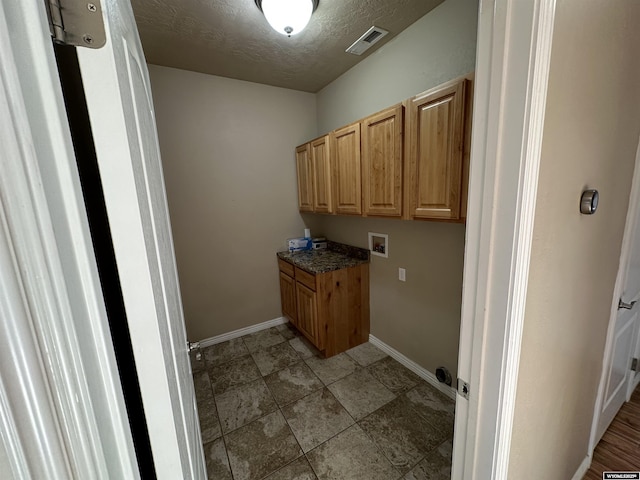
xmin=399 ymin=268 xmax=406 ymax=282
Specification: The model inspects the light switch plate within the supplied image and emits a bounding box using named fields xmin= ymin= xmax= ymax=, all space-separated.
xmin=399 ymin=268 xmax=406 ymax=282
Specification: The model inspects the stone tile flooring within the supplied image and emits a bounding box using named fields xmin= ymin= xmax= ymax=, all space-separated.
xmin=191 ymin=323 xmax=455 ymax=480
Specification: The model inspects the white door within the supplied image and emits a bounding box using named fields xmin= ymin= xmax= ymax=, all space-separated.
xmin=595 ymin=150 xmax=640 ymax=442
xmin=625 ymin=198 xmax=640 ymax=398
xmin=75 ymin=1 xmax=206 ymax=478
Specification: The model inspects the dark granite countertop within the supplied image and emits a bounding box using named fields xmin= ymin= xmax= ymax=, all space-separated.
xmin=277 ymin=241 xmax=369 ymax=274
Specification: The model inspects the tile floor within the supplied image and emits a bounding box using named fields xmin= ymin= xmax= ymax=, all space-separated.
xmin=190 ymin=323 xmax=455 ymax=480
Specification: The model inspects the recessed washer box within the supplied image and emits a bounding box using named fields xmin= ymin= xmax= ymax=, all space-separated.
xmin=368 ymin=232 xmax=388 ymax=258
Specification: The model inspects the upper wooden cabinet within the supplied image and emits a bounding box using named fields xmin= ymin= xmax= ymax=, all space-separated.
xmin=362 ymin=104 xmax=404 ymax=217
xmin=332 ymin=123 xmax=362 ymax=215
xmin=295 ymin=143 xmax=313 ymax=212
xmin=407 ymin=79 xmax=467 ymax=220
xmin=294 ymin=75 xmax=472 ymax=221
xmin=311 ymin=135 xmax=333 ymax=214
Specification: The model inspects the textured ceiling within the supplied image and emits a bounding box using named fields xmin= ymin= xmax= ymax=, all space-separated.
xmin=130 ymin=0 xmax=445 ymax=92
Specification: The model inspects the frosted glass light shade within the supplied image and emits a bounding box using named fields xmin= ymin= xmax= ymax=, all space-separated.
xmin=260 ymin=0 xmax=314 ymax=36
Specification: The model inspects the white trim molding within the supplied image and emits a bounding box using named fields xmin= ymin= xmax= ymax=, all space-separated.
xmin=571 ymin=455 xmax=591 ymax=480
xmin=369 ymin=335 xmax=456 ymax=400
xmin=0 ymin=0 xmax=139 ymax=478
xmin=453 ymin=0 xmax=557 ymax=479
xmin=0 ymin=6 xmax=104 ymax=478
xmin=198 ymin=317 xmax=288 ymax=348
xmin=0 ymin=3 xmax=108 ymax=478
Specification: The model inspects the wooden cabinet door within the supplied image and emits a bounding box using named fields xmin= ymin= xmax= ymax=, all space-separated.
xmin=332 ymin=123 xmax=362 ymax=215
xmin=296 ymin=143 xmax=314 ymax=212
xmin=311 ymin=135 xmax=333 ymax=213
xmin=279 ymin=272 xmax=297 ymax=325
xmin=362 ymin=104 xmax=404 ymax=217
xmin=296 ymin=282 xmax=318 ymax=345
xmin=408 ymin=79 xmax=466 ymax=219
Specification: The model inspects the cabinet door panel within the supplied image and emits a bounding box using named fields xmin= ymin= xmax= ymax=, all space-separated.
xmin=362 ymin=104 xmax=403 ymax=217
xmin=296 ymin=282 xmax=318 ymax=345
xmin=409 ymin=80 xmax=466 ymax=219
xmin=311 ymin=136 xmax=333 ymax=213
xmin=296 ymin=144 xmax=313 ymax=212
xmin=332 ymin=123 xmax=361 ymax=215
xmin=279 ymin=273 xmax=297 ymax=325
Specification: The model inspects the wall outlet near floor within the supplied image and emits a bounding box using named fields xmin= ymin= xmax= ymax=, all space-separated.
xmin=399 ymin=268 xmax=406 ymax=282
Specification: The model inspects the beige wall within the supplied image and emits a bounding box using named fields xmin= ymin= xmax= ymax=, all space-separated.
xmin=148 ymin=65 xmax=316 ymax=340
xmin=508 ymin=1 xmax=640 ymax=478
xmin=304 ymin=214 xmax=465 ymax=376
xmin=309 ymin=0 xmax=478 ymax=376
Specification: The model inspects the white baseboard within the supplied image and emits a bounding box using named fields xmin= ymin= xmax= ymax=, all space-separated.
xmin=198 ymin=317 xmax=287 ymax=348
xmin=570 ymin=455 xmax=591 ymax=480
xmin=369 ymin=335 xmax=457 ymax=400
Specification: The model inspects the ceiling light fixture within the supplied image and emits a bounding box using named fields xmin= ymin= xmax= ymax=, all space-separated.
xmin=255 ymin=0 xmax=319 ymax=37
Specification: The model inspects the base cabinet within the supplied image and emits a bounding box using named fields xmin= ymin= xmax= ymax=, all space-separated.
xmin=277 ymin=258 xmax=369 ymax=357
xmin=279 ymin=272 xmax=297 ymax=326
xmin=295 ymin=282 xmax=319 ymax=347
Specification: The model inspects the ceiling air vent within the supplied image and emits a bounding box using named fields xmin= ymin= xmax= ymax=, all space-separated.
xmin=346 ymin=26 xmax=389 ymax=56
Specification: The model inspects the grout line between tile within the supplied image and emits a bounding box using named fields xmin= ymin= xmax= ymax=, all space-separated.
xmin=256 ymin=454 xmax=301 ymax=480
xmin=218 ymin=433 xmax=234 ymax=480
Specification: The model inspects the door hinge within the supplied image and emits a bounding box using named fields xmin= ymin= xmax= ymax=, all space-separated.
xmin=632 ymin=358 xmax=639 ymax=372
xmin=457 ymin=378 xmax=470 ymax=399
xmin=44 ymin=0 xmax=106 ymax=48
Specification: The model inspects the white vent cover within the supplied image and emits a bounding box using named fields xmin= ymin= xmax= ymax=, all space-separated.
xmin=345 ymin=26 xmax=389 ymax=55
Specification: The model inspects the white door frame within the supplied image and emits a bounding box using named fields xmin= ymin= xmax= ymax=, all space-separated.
xmin=589 ymin=136 xmax=640 ymax=453
xmin=0 ymin=0 xmax=138 ymax=478
xmin=453 ymin=0 xmax=556 ymax=478
xmin=0 ymin=0 xmax=559 ymax=478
